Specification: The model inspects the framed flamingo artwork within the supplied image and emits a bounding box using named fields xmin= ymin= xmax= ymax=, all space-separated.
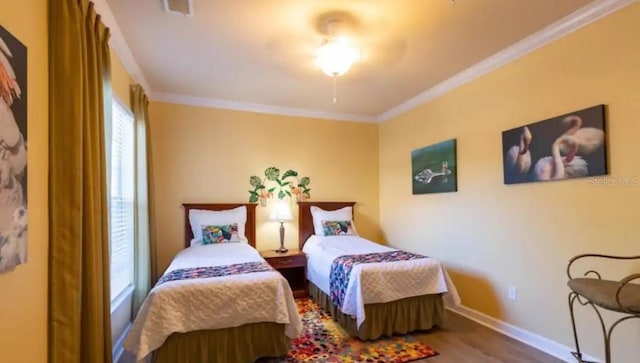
xmin=502 ymin=104 xmax=607 ymax=185
xmin=0 ymin=25 xmax=28 ymax=273
xmin=411 ymin=139 xmax=457 ymax=194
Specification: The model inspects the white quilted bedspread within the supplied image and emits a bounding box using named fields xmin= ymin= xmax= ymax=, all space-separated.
xmin=303 ymin=235 xmax=461 ymax=327
xmin=124 ymin=243 xmax=302 ymax=362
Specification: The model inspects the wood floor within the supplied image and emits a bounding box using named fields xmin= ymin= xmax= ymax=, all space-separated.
xmin=119 ymin=310 xmax=562 ymax=363
xmin=412 ymin=310 xmax=563 ymax=363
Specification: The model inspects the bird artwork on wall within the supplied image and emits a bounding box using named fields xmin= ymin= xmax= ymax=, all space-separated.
xmin=0 ymin=25 xmax=28 ymax=273
xmin=504 ymin=126 xmax=532 ymax=183
xmin=502 ymin=104 xmax=607 ymax=185
xmin=411 ymin=139 xmax=457 ymax=194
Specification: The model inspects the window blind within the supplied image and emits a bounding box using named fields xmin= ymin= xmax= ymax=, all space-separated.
xmin=110 ymin=100 xmax=135 ymax=302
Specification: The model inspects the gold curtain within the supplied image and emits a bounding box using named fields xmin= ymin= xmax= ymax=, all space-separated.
xmin=131 ymin=84 xmax=157 ymax=314
xmin=48 ymin=1 xmax=112 ymax=363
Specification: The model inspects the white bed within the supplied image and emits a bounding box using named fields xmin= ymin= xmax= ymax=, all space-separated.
xmin=303 ymin=234 xmax=460 ymax=327
xmin=297 ymin=201 xmax=460 ymax=339
xmin=124 ymin=203 xmax=302 ymax=363
xmin=125 ymin=242 xmax=302 ymax=361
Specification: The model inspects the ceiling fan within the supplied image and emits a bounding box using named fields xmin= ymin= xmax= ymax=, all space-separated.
xmin=266 ymin=8 xmax=407 ymax=102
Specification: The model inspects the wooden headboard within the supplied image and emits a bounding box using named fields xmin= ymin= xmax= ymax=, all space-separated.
xmin=298 ymin=201 xmax=356 ymax=249
xmin=182 ymin=203 xmax=258 ymax=248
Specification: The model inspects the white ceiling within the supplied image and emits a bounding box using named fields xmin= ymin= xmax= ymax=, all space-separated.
xmin=103 ymin=0 xmax=627 ymax=122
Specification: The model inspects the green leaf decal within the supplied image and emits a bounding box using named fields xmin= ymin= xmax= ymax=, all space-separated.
xmin=265 ymin=167 xmax=280 ymax=181
xmin=282 ymin=169 xmax=298 ymax=179
xmin=250 ymin=168 xmax=311 ymax=204
xmin=249 ymin=176 xmax=261 ymax=187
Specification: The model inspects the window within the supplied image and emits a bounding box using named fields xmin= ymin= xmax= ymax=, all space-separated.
xmin=109 ymin=99 xmax=135 ymax=302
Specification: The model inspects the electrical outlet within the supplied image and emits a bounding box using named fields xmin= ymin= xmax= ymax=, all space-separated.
xmin=508 ymin=286 xmax=517 ymax=301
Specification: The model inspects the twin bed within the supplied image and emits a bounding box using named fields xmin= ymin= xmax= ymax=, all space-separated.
xmin=298 ymin=201 xmax=459 ymax=340
xmin=124 ymin=203 xmax=302 ymax=363
xmin=124 ymin=201 xmax=459 ymax=363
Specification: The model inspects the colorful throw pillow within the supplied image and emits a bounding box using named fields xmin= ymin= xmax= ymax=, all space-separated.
xmin=189 ymin=206 xmax=247 ymax=244
xmin=201 ymin=223 xmax=241 ymax=244
xmin=311 ymin=206 xmax=354 ymax=236
xmin=322 ymin=220 xmax=356 ymax=236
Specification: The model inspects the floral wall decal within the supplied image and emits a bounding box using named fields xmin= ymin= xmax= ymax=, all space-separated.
xmin=248 ymin=167 xmax=311 ymax=206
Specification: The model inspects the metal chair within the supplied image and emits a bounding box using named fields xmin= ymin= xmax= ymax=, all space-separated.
xmin=567 ymin=254 xmax=640 ymax=363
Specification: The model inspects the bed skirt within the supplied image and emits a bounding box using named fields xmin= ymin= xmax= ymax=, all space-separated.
xmin=309 ymin=282 xmax=446 ymax=340
xmin=152 ymin=322 xmax=290 ymax=363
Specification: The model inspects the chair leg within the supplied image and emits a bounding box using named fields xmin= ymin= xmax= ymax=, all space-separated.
xmin=604 ymin=315 xmax=640 ymax=363
xmin=568 ymin=292 xmax=600 ymax=363
xmin=568 ymin=291 xmax=640 ymax=363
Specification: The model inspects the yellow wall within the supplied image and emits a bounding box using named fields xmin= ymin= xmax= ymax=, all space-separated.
xmin=110 ymin=49 xmax=134 ymax=108
xmin=149 ymin=102 xmax=380 ymax=271
xmin=0 ymin=0 xmax=48 ymax=362
xmin=379 ymin=3 xmax=640 ymax=361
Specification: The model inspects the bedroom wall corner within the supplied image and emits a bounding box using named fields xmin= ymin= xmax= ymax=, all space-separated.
xmin=378 ymin=3 xmax=640 ymax=362
xmin=148 ymin=102 xmax=381 ymax=272
xmin=0 ymin=1 xmax=49 ymax=362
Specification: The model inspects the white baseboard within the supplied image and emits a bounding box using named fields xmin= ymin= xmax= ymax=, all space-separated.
xmin=447 ymin=305 xmax=601 ymax=363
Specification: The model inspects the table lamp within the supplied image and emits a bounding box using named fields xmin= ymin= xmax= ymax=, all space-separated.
xmin=270 ymin=199 xmax=293 ymax=253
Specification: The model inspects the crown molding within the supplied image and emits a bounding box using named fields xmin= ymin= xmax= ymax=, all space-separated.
xmin=376 ymin=0 xmax=637 ymax=123
xmin=92 ymin=0 xmax=152 ymax=94
xmin=92 ymin=0 xmax=374 ymax=123
xmin=149 ymin=92 xmax=378 ymax=123
xmin=93 ymin=0 xmax=635 ymax=124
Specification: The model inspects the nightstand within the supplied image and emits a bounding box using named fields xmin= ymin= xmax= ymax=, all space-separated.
xmin=261 ymin=249 xmax=308 ymax=299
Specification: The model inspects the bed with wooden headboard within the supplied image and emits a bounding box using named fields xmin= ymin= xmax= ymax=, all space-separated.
xmin=182 ymin=203 xmax=257 ymax=248
xmin=137 ymin=203 xmax=294 ymax=363
xmin=297 ymin=201 xmax=448 ymax=340
xmin=298 ymin=201 xmax=355 ymax=248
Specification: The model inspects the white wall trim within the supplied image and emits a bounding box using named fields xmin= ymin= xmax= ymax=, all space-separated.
xmin=376 ymin=0 xmax=637 ymax=122
xmin=92 ymin=0 xmax=152 ymax=94
xmin=94 ymin=0 xmax=635 ymax=123
xmin=112 ymin=322 xmax=131 ymax=363
xmin=448 ymin=305 xmax=601 ymax=363
xmin=149 ymin=91 xmax=378 ymax=123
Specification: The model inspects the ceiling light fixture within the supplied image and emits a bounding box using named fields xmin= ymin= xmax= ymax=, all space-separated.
xmin=315 ymin=37 xmax=360 ymax=77
xmin=314 ymin=20 xmax=360 ymax=103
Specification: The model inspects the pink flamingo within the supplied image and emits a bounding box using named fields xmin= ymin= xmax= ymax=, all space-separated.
xmin=505 ymin=126 xmax=532 ymax=182
xmin=0 ymin=37 xmax=21 ymax=106
xmin=534 ymin=135 xmax=588 ymax=180
xmin=561 ymin=115 xmax=604 ymax=155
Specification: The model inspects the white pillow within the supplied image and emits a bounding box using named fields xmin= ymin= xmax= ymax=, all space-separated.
xmin=189 ymin=206 xmax=247 ymax=243
xmin=310 ymin=206 xmax=358 ymax=236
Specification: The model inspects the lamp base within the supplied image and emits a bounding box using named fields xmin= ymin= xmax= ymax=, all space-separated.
xmin=275 ymin=221 xmax=288 ymax=253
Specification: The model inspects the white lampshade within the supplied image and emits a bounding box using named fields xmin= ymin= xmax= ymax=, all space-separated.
xmin=314 ymin=37 xmax=361 ymax=77
xmin=270 ymin=200 xmax=293 ymax=222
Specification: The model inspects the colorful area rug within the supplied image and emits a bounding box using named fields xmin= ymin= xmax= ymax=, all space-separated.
xmin=264 ymin=298 xmax=438 ymax=363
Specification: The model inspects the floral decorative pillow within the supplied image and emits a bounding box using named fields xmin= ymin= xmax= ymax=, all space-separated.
xmin=322 ymin=220 xmax=356 ymax=236
xmin=201 ymin=223 xmax=241 ymax=244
